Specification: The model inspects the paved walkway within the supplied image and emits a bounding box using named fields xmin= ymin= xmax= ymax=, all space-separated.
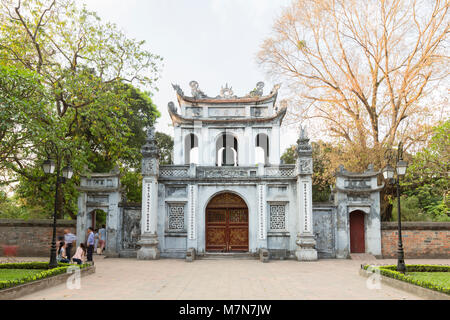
xmin=7 ymin=256 xmax=448 ymax=300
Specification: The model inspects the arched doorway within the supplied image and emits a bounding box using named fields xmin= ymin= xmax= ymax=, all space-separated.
xmin=205 ymin=193 xmax=248 ymax=252
xmin=349 ymin=210 xmax=365 ymax=253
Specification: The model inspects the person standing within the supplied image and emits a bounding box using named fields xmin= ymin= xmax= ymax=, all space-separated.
xmin=94 ymin=228 xmax=99 ymax=253
xmin=86 ymin=227 xmax=95 ymax=264
xmin=64 ymin=229 xmax=76 ymax=259
xmin=98 ymin=224 xmax=106 ymax=255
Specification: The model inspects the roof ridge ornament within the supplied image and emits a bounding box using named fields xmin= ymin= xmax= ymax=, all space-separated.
xmin=189 ymin=80 xmax=208 ymax=99
xmin=270 ymin=84 xmax=281 ymax=95
xmin=171 ymin=83 xmax=184 ymax=97
xmin=247 ymin=81 xmax=265 ymax=97
xmin=218 ymin=83 xmax=236 ymax=99
xmin=168 ymin=101 xmax=177 ymax=114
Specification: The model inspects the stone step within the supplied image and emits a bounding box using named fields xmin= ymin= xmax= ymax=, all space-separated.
xmin=198 ymin=252 xmax=258 ymax=260
xmin=350 ymin=253 xmax=377 ymax=261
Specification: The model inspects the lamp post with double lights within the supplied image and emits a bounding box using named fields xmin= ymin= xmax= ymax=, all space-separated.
xmin=42 ymin=141 xmax=73 ymax=269
xmin=382 ymin=142 xmax=408 ymax=274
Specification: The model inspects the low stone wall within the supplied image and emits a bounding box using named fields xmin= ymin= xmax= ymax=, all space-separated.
xmin=0 ymin=219 xmax=77 ymax=257
xmin=381 ymin=222 xmax=450 ymax=259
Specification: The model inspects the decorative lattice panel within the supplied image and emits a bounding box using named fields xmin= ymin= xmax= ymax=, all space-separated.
xmin=265 ymin=167 xmax=295 ymax=177
xmin=168 ymin=204 xmax=185 ymax=231
xmin=270 ymin=205 xmax=286 ymax=230
xmin=159 ymin=168 xmax=189 ymax=177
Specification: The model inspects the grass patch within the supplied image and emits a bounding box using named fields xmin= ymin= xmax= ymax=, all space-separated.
xmin=407 ymin=272 xmax=450 ymax=288
xmin=363 ymin=264 xmax=450 ymax=295
xmin=0 ymin=269 xmax=45 ymax=281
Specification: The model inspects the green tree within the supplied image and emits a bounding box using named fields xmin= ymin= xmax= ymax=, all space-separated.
xmin=0 ymin=0 xmax=162 ymax=218
xmin=0 ymin=0 xmax=161 ymax=174
xmin=14 ymin=82 xmax=160 ymax=219
xmin=399 ymin=121 xmax=450 ymax=221
xmin=281 ymin=141 xmax=335 ymax=202
xmin=280 ymin=145 xmax=296 ymax=164
xmin=155 ymin=132 xmax=174 ymax=165
xmin=0 ymin=65 xmax=50 ymax=183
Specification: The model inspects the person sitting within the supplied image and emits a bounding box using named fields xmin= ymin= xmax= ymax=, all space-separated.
xmin=57 ymin=241 xmax=70 ymax=263
xmin=72 ymin=243 xmax=87 ymax=265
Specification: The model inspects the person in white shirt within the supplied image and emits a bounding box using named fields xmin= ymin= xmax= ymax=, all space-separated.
xmin=64 ymin=229 xmax=76 ymax=259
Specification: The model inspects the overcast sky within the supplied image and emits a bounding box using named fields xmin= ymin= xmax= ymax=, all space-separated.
xmin=82 ymin=0 xmax=298 ymax=152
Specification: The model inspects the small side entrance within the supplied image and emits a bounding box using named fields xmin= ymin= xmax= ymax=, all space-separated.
xmin=205 ymin=193 xmax=248 ymax=252
xmin=349 ymin=210 xmax=365 ymax=253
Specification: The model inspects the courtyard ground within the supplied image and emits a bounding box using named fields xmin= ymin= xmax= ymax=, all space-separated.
xmin=2 ymin=256 xmax=448 ymax=300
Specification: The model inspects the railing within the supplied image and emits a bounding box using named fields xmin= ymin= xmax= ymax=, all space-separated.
xmin=197 ymin=166 xmax=257 ymax=178
xmin=158 ymin=164 xmax=296 ymax=178
xmin=264 ymin=165 xmax=295 ymax=177
xmin=159 ymin=165 xmax=190 ymax=178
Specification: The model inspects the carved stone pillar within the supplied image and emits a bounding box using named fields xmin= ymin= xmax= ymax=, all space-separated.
xmin=295 ymin=127 xmax=318 ymax=261
xmin=137 ymin=126 xmax=160 ymax=260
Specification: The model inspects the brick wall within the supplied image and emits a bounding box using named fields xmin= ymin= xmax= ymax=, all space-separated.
xmin=0 ymin=219 xmax=77 ymax=257
xmin=381 ymin=222 xmax=450 ymax=259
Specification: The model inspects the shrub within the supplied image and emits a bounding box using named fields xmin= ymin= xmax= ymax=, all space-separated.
xmin=363 ymin=264 xmax=450 ymax=295
xmin=0 ymin=262 xmax=90 ymax=290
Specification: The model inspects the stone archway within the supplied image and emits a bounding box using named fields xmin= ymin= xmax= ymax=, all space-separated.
xmin=77 ymin=172 xmax=121 ymax=256
xmin=205 ymin=193 xmax=248 ymax=252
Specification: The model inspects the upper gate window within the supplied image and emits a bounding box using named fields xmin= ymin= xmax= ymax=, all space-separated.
xmin=255 ymin=133 xmax=269 ymax=165
xmin=185 ymin=133 xmax=198 ymax=164
xmin=216 ymin=133 xmax=238 ymax=166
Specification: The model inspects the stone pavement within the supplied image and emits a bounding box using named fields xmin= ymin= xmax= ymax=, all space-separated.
xmin=7 ymin=256 xmax=449 ymax=300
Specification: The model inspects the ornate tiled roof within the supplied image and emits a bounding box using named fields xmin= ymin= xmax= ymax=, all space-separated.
xmin=167 ymin=103 xmax=287 ymax=125
xmin=172 ymin=81 xmax=281 ymax=106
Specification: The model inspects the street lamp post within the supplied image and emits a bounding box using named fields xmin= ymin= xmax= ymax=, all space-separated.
xmin=383 ymin=142 xmax=408 ymax=274
xmin=42 ymin=142 xmax=73 ymax=269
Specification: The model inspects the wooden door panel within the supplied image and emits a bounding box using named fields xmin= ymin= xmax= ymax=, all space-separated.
xmin=228 ymin=227 xmax=248 ymax=251
xmin=350 ymin=211 xmax=365 ymax=253
xmin=206 ymin=227 xmax=227 ymax=251
xmin=228 ymin=209 xmax=248 ymax=223
xmin=206 ymin=209 xmax=227 ymax=251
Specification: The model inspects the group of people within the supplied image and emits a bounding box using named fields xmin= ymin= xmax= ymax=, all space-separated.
xmin=57 ymin=225 xmax=106 ymax=265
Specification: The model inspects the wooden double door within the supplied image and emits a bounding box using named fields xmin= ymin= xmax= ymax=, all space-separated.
xmin=205 ymin=193 xmax=249 ymax=252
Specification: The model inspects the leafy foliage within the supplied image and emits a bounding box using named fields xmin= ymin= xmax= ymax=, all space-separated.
xmin=363 ymin=264 xmax=450 ymax=295
xmin=155 ymin=131 xmax=174 ymax=165
xmin=0 ymin=262 xmax=90 ymax=290
xmin=396 ymin=121 xmax=450 ymax=221
xmin=0 ymin=65 xmax=50 ymax=177
xmin=281 ymin=141 xmax=340 ymax=202
xmin=0 ymin=1 xmax=162 ymax=219
xmin=119 ymin=131 xmax=173 ymax=203
xmin=120 ymin=170 xmax=142 ymax=203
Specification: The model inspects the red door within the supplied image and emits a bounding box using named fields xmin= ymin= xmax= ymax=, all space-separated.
xmin=350 ymin=211 xmax=365 ymax=253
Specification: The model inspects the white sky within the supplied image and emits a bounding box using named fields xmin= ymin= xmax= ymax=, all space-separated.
xmin=82 ymin=0 xmax=299 ymax=153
